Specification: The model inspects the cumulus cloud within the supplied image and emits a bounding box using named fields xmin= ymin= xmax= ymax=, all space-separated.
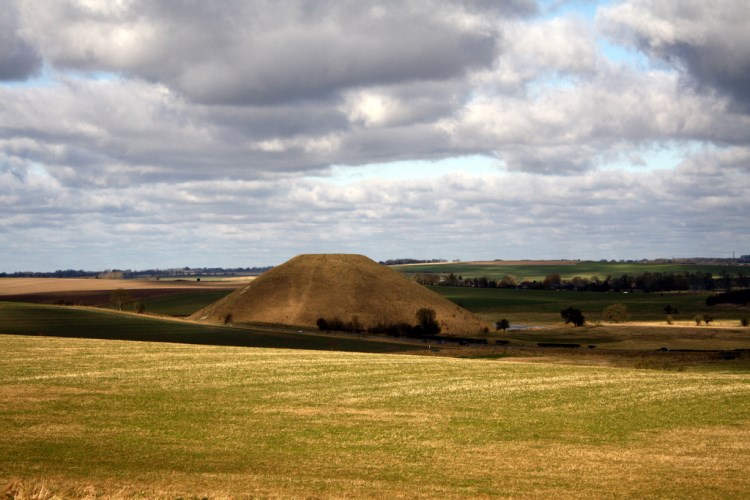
xmin=3 ymin=161 xmax=748 ymax=269
xmin=599 ymin=0 xmax=750 ymax=108
xmin=0 ymin=0 xmax=41 ymax=80
xmin=6 ymin=0 xmax=748 ymax=182
xmin=18 ymin=0 xmax=510 ymax=105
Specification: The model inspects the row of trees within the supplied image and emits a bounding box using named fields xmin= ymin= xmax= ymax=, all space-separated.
xmin=555 ymin=304 xmax=747 ymax=327
xmin=413 ymin=270 xmax=748 ymax=292
xmin=316 ymin=308 xmax=441 ymax=336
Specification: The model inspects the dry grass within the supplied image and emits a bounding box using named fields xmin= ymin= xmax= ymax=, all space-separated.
xmin=2 ymin=334 xmax=750 ymax=498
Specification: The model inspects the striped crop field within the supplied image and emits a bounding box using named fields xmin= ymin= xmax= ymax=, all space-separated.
xmin=2 ymin=334 xmax=750 ymax=498
xmin=392 ymin=261 xmax=742 ymax=282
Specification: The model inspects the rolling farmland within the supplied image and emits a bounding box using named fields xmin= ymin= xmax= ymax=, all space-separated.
xmin=431 ymin=287 xmax=741 ymax=324
xmin=392 ymin=260 xmax=743 ymax=282
xmin=2 ymin=263 xmax=750 ymax=498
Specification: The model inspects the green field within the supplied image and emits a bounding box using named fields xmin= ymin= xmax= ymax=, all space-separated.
xmin=133 ymin=284 xmax=746 ymax=327
xmin=431 ymin=287 xmax=738 ymax=324
xmin=394 ymin=261 xmax=743 ymax=282
xmin=0 ymin=302 xmax=416 ymax=354
xmin=2 ymin=334 xmax=749 ymax=498
xmin=137 ymin=290 xmax=230 ymax=316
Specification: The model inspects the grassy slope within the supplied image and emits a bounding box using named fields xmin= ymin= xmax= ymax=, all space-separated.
xmin=138 ymin=290 xmax=231 ymax=316
xmin=0 ymin=302 xmax=416 ymax=354
xmin=2 ymin=334 xmax=750 ymax=498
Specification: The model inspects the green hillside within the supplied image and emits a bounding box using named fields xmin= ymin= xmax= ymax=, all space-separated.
xmin=0 ymin=302 xmax=416 ymax=354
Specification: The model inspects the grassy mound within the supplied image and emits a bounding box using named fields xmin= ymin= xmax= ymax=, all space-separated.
xmin=191 ymin=254 xmax=488 ymax=334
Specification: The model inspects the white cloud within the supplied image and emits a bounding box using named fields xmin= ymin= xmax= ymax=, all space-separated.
xmin=0 ymin=0 xmax=42 ymax=80
xmin=598 ymin=0 xmax=750 ymax=108
xmin=18 ymin=0 xmax=503 ymax=105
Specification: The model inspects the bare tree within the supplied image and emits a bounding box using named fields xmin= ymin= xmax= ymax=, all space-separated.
xmin=109 ymin=289 xmax=132 ymax=311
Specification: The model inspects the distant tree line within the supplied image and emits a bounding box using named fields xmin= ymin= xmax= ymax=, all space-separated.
xmin=413 ymin=270 xmax=749 ymax=292
xmin=0 ymin=269 xmax=99 ymax=278
xmin=0 ymin=266 xmax=273 ymax=278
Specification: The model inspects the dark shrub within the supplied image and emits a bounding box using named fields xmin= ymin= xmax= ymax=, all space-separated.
xmin=415 ymin=308 xmax=441 ymax=335
xmin=561 ymin=307 xmax=585 ymax=327
xmin=603 ymin=303 xmax=628 ymax=323
xmin=707 ymin=289 xmax=750 ymax=306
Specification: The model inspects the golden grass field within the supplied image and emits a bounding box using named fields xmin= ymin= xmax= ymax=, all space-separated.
xmin=2 ymin=334 xmax=750 ymax=499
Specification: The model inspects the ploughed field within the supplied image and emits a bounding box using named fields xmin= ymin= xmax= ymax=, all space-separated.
xmin=2 ymin=334 xmax=750 ymax=499
xmin=0 ymin=278 xmax=241 ymax=311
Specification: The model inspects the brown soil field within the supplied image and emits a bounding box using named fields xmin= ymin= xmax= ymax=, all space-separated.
xmin=192 ymin=254 xmax=490 ymax=334
xmin=0 ymin=289 xmax=203 ymax=307
xmin=0 ymin=278 xmax=241 ymax=295
xmin=0 ymin=278 xmax=246 ymax=306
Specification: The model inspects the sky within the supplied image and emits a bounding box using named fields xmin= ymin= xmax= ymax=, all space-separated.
xmin=1 ymin=0 xmax=749 ymax=271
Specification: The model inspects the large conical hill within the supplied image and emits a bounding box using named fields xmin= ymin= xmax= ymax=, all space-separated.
xmin=190 ymin=254 xmax=488 ymax=334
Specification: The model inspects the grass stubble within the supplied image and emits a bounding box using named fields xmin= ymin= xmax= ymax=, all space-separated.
xmin=2 ymin=334 xmax=750 ymax=498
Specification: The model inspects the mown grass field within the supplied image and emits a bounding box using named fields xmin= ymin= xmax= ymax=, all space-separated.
xmin=2 ymin=334 xmax=750 ymax=498
xmin=393 ymin=261 xmax=742 ymax=282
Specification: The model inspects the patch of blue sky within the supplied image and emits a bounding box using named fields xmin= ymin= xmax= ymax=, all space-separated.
xmin=1 ymin=64 xmax=54 ymax=88
xmin=597 ymin=38 xmax=647 ymax=66
xmin=538 ymin=0 xmax=601 ymax=20
xmin=323 ymin=155 xmax=501 ymax=185
xmin=64 ymin=69 xmax=121 ymax=82
xmin=538 ymin=1 xmax=650 ymax=69
xmin=599 ymin=141 xmax=712 ymax=171
xmin=526 ymin=73 xmax=578 ymax=99
xmin=1 ymin=64 xmax=122 ymax=88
